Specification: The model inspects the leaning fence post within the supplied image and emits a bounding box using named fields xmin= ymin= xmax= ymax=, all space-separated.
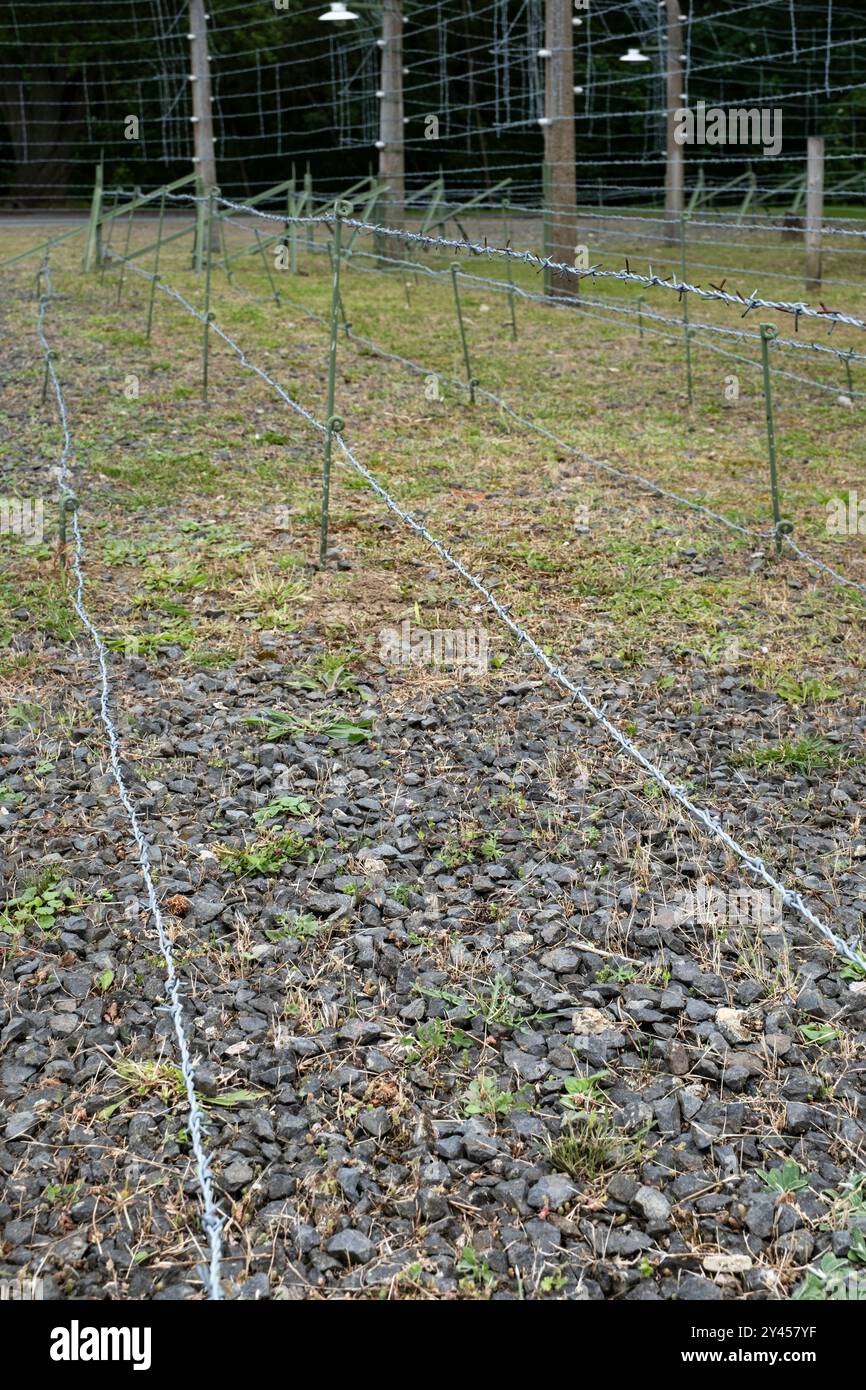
xmin=759 ymin=322 xmax=790 ymax=555
xmin=116 ymin=186 xmax=139 ymax=306
xmin=145 ymin=189 xmax=167 ymax=340
xmin=450 ymin=262 xmax=476 ymax=403
xmin=320 ymin=203 xmax=349 ymax=566
xmin=83 ymin=155 xmax=104 ymax=272
xmin=99 ymin=189 xmax=120 ymax=285
xmin=254 ymin=229 xmax=281 ymax=303
xmin=40 ymin=349 xmax=56 ymax=405
xmin=636 ymin=295 xmax=645 ymax=342
xmin=202 ymin=189 xmax=215 ymax=401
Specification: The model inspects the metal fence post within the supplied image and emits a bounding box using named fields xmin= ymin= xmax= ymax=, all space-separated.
xmin=759 ymin=322 xmax=790 ymax=554
xmin=450 ymin=262 xmax=476 ymax=403
xmin=320 ymin=204 xmax=349 ymax=566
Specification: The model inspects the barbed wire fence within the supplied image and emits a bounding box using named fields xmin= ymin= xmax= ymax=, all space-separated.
xmin=179 ymin=196 xmax=866 ymax=597
xmin=81 ymin=248 xmax=866 ymax=976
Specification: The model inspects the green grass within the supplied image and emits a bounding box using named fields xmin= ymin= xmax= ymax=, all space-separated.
xmin=733 ymin=735 xmax=859 ymax=775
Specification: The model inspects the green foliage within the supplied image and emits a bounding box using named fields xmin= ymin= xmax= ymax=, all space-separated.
xmin=0 ymin=876 xmax=75 ymax=936
xmin=264 ymin=911 xmax=320 ymax=943
xmin=549 ymin=1114 xmax=647 ymax=1181
xmin=217 ymin=829 xmax=308 ymax=876
xmin=456 ymin=1246 xmax=497 ymax=1294
xmin=756 ymin=1159 xmax=810 ymax=1194
xmin=461 ymin=1073 xmax=528 ymax=1119
xmin=735 ymin=735 xmax=858 ymax=775
xmin=244 ymin=708 xmax=374 ymax=744
xmin=774 ymin=675 xmax=842 ymax=705
xmin=561 ymin=1071 xmax=609 ymax=1112
xmin=253 ymin=794 xmax=312 ymax=825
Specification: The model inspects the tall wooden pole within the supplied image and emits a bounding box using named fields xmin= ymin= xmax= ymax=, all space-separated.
xmin=379 ymin=0 xmax=405 ymax=247
xmin=664 ymin=0 xmax=684 ymax=242
xmin=543 ymin=0 xmax=576 ymax=297
xmin=189 ymin=0 xmax=217 ymax=262
xmin=805 ymin=135 xmax=824 ymax=291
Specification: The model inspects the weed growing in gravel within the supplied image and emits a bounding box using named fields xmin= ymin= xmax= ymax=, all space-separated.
xmin=462 ymin=1073 xmax=528 ymax=1120
xmin=265 ymin=911 xmax=320 ymax=943
xmin=560 ymin=1071 xmax=609 ymax=1113
xmin=734 ymin=736 xmax=858 ymax=775
xmin=417 ymin=975 xmax=544 ymax=1031
xmin=756 ymin=1159 xmax=810 ymax=1194
xmin=217 ymin=829 xmax=308 ymax=876
xmin=456 ymin=1246 xmax=497 ymax=1295
xmin=548 ymin=1114 xmax=647 ymax=1182
xmin=403 ymin=1018 xmax=473 ymax=1064
xmin=0 ymin=874 xmax=76 ymax=936
xmin=799 ymin=1023 xmax=840 ymax=1046
xmin=101 ymin=1059 xmax=263 ymax=1119
xmin=253 ymin=794 xmax=312 ymax=826
xmin=792 ymin=1234 xmax=866 ymax=1301
xmin=289 ymin=651 xmax=360 ymax=694
xmin=244 ymin=708 xmax=374 ymax=744
xmin=821 ymin=1173 xmax=866 ymax=1226
xmin=773 ymin=675 xmax=843 ymax=705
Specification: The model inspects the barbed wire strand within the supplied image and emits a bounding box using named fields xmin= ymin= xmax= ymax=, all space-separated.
xmin=34 ymin=256 xmax=226 ymax=1302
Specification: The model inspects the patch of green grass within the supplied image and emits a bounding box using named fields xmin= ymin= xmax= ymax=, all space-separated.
xmin=548 ymin=1114 xmax=647 ymax=1182
xmin=217 ymin=828 xmax=309 ymax=876
xmin=733 ymin=735 xmax=857 ymax=775
xmin=774 ymin=675 xmax=843 ymax=705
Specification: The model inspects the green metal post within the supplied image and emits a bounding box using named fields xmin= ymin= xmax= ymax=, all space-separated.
xmin=194 ymin=177 xmax=205 ymax=274
xmin=680 ymin=213 xmax=693 ymax=405
xmin=637 ymin=295 xmax=645 ymax=342
xmin=58 ymin=495 xmax=77 ymax=576
xmin=542 ymin=162 xmax=552 ymax=297
xmin=83 ymin=156 xmax=104 ymax=272
xmin=116 ymin=187 xmax=139 ymax=306
xmin=450 ymin=263 xmax=476 ymax=403
xmin=843 ymin=351 xmax=854 ymax=396
xmin=100 ymin=189 xmax=120 ymax=285
xmin=320 ymin=206 xmax=347 ymax=566
xmin=325 ymin=241 xmax=349 ymax=335
xmin=304 ymin=166 xmax=314 ymax=251
xmin=255 ymin=228 xmax=281 ymax=302
xmin=145 ymin=189 xmax=166 ymax=340
xmin=759 ymin=323 xmax=785 ymax=554
xmin=503 ymin=198 xmax=517 ymax=340
xmin=40 ymin=350 xmax=55 ymax=405
xmin=202 ymin=191 xmax=215 ymax=401
xmin=287 ymin=170 xmax=297 ymax=274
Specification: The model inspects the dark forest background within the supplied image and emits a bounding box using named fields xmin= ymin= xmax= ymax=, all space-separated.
xmin=1 ymin=0 xmax=864 ymax=208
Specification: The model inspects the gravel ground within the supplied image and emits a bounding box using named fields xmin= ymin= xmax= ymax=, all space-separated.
xmin=1 ymin=250 xmax=865 ymax=1303
xmin=2 ymin=621 xmax=866 ymax=1300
